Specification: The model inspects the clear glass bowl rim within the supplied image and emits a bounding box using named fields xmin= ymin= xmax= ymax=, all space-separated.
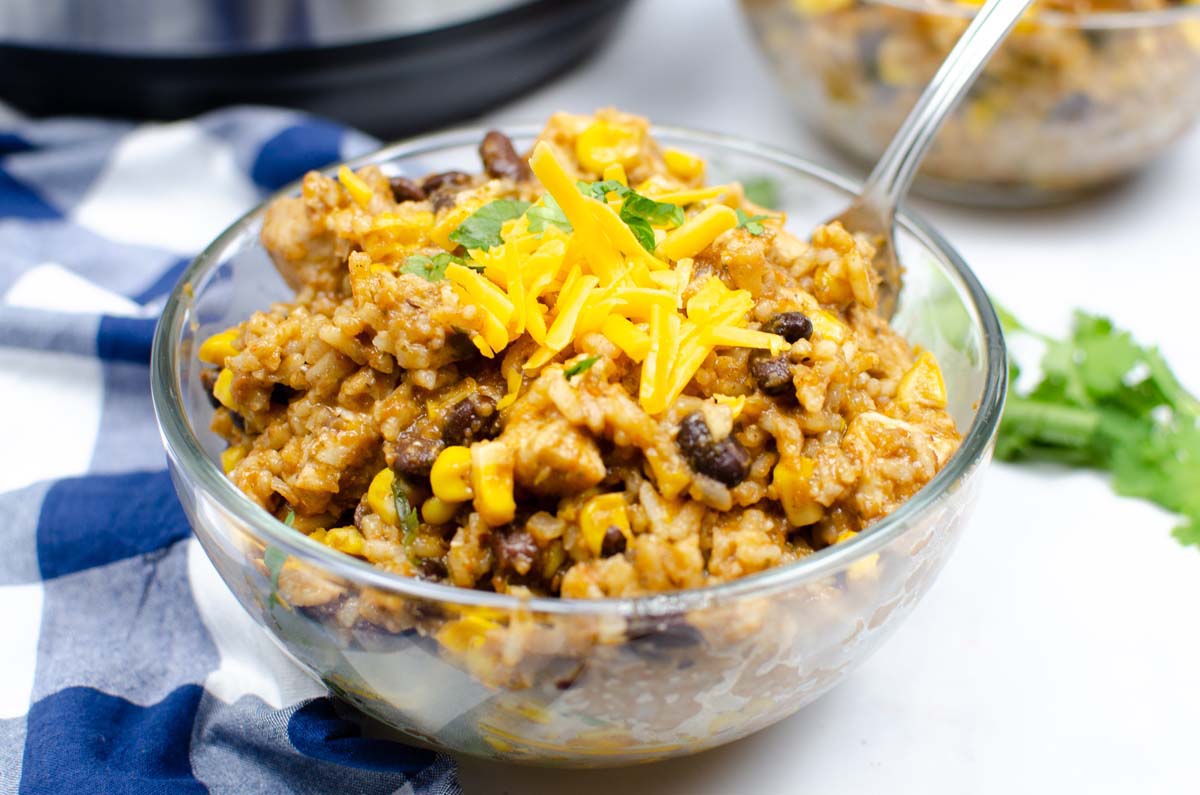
xmin=864 ymin=0 xmax=1200 ymax=29
xmin=150 ymin=123 xmax=1007 ymax=618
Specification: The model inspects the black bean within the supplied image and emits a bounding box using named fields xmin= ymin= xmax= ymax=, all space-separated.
xmin=390 ymin=433 xmax=444 ymax=477
xmin=600 ymin=526 xmax=628 ymax=557
xmin=1049 ymin=92 xmax=1093 ymax=124
xmin=751 ymin=355 xmax=793 ymax=396
xmin=763 ymin=311 xmax=813 ymax=343
xmin=676 ymin=411 xmax=751 ymax=487
xmin=676 ymin=412 xmax=713 ymax=458
xmin=479 ymin=130 xmax=529 ymax=181
xmin=270 ymin=382 xmax=298 ymax=404
xmin=388 ymin=176 xmax=426 ymax=203
xmin=420 ymin=171 xmax=472 ymax=193
xmin=419 ymin=558 xmax=448 ymax=580
xmin=442 ymin=395 xmax=499 ymax=446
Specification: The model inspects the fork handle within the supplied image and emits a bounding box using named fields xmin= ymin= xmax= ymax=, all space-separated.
xmin=858 ymin=0 xmax=1035 ymax=216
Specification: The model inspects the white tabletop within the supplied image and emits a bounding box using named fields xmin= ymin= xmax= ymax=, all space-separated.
xmin=460 ymin=1 xmax=1200 ymax=792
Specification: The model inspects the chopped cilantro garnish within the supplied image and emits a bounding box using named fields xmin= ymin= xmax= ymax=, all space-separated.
xmin=997 ymin=306 xmax=1200 ymax=548
xmin=576 ymin=180 xmax=684 ymax=253
xmin=564 ymin=355 xmax=600 ymax=378
xmin=392 ymin=476 xmax=419 ymax=537
xmin=449 ymin=199 xmax=531 ymax=251
xmin=742 ymin=176 xmax=780 ymax=210
xmin=577 ymin=179 xmax=627 ymax=201
xmin=526 ymin=195 xmax=572 ymax=234
xmin=400 ymin=252 xmax=467 ymax=281
xmin=735 ymin=208 xmax=769 ymax=236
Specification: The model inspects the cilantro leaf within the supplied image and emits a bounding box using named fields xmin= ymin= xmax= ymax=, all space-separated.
xmin=400 ymin=252 xmax=467 ymax=281
xmin=735 ymin=208 xmax=769 ymax=236
xmin=577 ymin=180 xmax=628 ymax=201
xmin=564 ymin=355 xmax=600 ymax=378
xmin=621 ymin=192 xmax=685 ymax=228
xmin=392 ymin=476 xmax=420 ymax=537
xmin=742 ymin=176 xmax=780 ymax=210
xmin=449 ymin=199 xmax=531 ymax=250
xmin=526 ymin=195 xmax=572 ymax=234
xmin=576 ymin=180 xmax=684 ymax=253
xmin=620 ymin=214 xmax=657 ymax=251
xmin=997 ymin=307 xmax=1200 ymax=550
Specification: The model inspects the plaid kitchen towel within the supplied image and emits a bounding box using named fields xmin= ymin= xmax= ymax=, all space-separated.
xmin=0 ymin=106 xmax=461 ymax=794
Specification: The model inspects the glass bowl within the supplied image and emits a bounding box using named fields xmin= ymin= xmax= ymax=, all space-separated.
xmin=741 ymin=0 xmax=1200 ymax=205
xmin=151 ymin=126 xmax=1006 ymax=767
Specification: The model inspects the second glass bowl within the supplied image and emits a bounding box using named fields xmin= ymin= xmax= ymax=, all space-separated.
xmin=742 ymin=0 xmax=1200 ymax=205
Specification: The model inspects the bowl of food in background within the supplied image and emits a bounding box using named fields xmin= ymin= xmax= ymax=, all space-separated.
xmin=742 ymin=0 xmax=1200 ymax=205
xmin=152 ymin=111 xmax=1006 ymax=766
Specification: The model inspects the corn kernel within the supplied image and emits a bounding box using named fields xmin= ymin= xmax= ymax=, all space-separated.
xmin=431 ymin=445 xmax=473 ymax=503
xmin=791 ymin=0 xmax=854 ymax=15
xmin=436 ymin=614 xmax=496 ymax=654
xmin=810 ymin=309 xmax=849 ymax=343
xmin=575 ymin=121 xmax=642 ymax=174
xmin=896 ymin=351 xmax=947 ymax=409
xmin=367 ymin=468 xmax=398 ymax=525
xmin=713 ymin=393 xmax=746 ymax=420
xmin=324 ymin=526 xmax=365 ymax=557
xmin=213 ymin=368 xmax=236 ymax=410
xmin=773 ymin=459 xmax=824 ymax=527
xmin=662 ymin=148 xmax=705 ymax=181
xmin=198 ymin=329 xmax=239 ymax=366
xmin=470 ymin=441 xmax=516 ymax=526
xmin=422 ymin=496 xmax=458 ymax=525
xmin=601 ymin=163 xmax=628 ymax=186
xmin=308 ymin=528 xmax=327 ymax=543
xmin=657 ymin=205 xmax=739 ymax=261
xmin=337 ymin=164 xmax=374 ymax=209
xmin=847 ymin=552 xmax=880 ymax=583
xmin=579 ymin=493 xmax=632 ymax=557
xmin=835 ymin=529 xmax=858 ymax=544
xmin=220 ymin=445 xmax=247 ymax=474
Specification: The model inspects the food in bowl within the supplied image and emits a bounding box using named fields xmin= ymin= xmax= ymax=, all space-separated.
xmin=742 ymin=0 xmax=1200 ymax=203
xmin=198 ymin=108 xmax=960 ymax=605
xmin=158 ymin=118 xmax=1004 ymax=764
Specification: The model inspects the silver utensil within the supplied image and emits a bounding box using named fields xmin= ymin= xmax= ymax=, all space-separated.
xmin=826 ymin=0 xmax=1036 ymax=318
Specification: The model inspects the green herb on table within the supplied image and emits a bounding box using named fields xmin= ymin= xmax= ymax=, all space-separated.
xmin=735 ymin=208 xmax=769 ymax=236
xmin=997 ymin=307 xmax=1200 ymax=547
xmin=742 ymin=176 xmax=780 ymax=210
xmin=450 ymin=199 xmax=531 ymax=250
xmin=400 ymin=252 xmax=468 ymax=281
xmin=564 ymin=355 xmax=600 ymax=378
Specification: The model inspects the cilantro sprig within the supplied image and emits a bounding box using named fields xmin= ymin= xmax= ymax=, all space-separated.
xmin=400 ymin=252 xmax=468 ymax=281
xmin=997 ymin=307 xmax=1200 ymax=548
xmin=450 ymin=199 xmax=531 ymax=250
xmin=564 ymin=355 xmax=599 ymax=378
xmin=735 ymin=208 xmax=769 ymax=236
xmin=526 ymin=195 xmax=571 ymax=234
xmin=577 ymin=180 xmax=684 ymax=252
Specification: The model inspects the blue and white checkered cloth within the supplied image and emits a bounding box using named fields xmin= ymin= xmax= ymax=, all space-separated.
xmin=0 ymin=107 xmax=461 ymax=794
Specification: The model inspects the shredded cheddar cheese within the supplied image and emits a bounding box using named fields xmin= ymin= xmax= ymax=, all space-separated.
xmin=348 ymin=141 xmax=786 ymax=413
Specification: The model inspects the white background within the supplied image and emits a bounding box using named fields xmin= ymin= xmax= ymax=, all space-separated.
xmin=458 ymin=0 xmax=1200 ymax=792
